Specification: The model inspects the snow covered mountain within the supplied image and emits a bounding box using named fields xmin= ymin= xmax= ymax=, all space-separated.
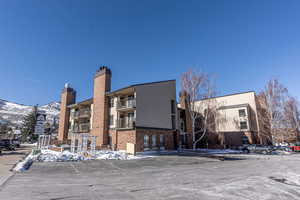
xmin=0 ymin=99 xmax=60 ymax=126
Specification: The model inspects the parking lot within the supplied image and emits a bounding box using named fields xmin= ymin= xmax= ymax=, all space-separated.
xmin=0 ymin=146 xmax=32 ymax=186
xmin=0 ymin=152 xmax=300 ymax=200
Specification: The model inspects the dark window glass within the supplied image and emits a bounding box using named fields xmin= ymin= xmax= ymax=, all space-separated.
xmin=171 ymin=100 xmax=175 ymax=114
xmin=239 ymin=109 xmax=246 ymax=117
xmin=240 ymin=121 xmax=248 ymax=129
xmin=172 ymin=115 xmax=176 ymax=129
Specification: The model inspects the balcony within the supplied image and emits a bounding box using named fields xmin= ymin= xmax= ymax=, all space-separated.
xmin=71 ymin=123 xmax=90 ymax=133
xmin=117 ymin=99 xmax=136 ymax=110
xmin=116 ymin=119 xmax=135 ymax=130
xmin=71 ymin=109 xmax=91 ymax=119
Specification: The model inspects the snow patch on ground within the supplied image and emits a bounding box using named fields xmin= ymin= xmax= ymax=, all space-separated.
xmin=14 ymin=149 xmax=153 ymax=171
xmin=38 ymin=149 xmax=153 ymax=162
xmin=13 ymin=152 xmax=40 ymax=172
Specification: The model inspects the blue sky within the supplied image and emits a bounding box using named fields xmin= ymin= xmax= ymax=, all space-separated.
xmin=0 ymin=0 xmax=299 ymax=105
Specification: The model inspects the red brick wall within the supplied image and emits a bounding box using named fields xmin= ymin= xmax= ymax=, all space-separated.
xmin=136 ymin=128 xmax=176 ymax=152
xmin=115 ymin=130 xmax=136 ymax=151
xmin=91 ymin=68 xmax=111 ymax=147
xmin=58 ymin=88 xmax=76 ymax=142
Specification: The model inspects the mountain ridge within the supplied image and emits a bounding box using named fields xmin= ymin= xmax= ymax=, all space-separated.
xmin=0 ymin=98 xmax=60 ymax=127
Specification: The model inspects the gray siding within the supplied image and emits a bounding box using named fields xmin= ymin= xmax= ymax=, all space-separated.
xmin=135 ymin=81 xmax=176 ymax=129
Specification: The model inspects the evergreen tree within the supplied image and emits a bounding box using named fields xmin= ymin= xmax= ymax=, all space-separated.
xmin=21 ymin=105 xmax=38 ymax=142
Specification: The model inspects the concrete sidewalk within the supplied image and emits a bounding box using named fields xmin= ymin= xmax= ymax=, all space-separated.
xmin=0 ymin=147 xmax=32 ymax=186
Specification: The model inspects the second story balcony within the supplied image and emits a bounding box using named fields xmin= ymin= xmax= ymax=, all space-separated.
xmin=117 ymin=98 xmax=136 ymax=110
xmin=70 ymin=122 xmax=90 ymax=133
xmin=71 ymin=109 xmax=91 ymax=119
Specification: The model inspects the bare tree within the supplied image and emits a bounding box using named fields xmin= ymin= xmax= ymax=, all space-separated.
xmin=283 ymin=96 xmax=300 ymax=142
xmin=181 ymin=69 xmax=221 ymax=149
xmin=256 ymin=93 xmax=273 ymax=144
xmin=259 ymin=79 xmax=288 ymax=144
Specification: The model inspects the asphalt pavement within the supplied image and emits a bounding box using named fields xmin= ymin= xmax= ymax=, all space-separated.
xmin=1 ymin=153 xmax=300 ymax=200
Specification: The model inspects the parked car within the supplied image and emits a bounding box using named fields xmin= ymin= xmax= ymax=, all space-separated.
xmin=0 ymin=139 xmax=16 ymax=151
xmin=11 ymin=139 xmax=21 ymax=148
xmin=273 ymin=145 xmax=292 ymax=152
xmin=290 ymin=143 xmax=300 ymax=152
xmin=242 ymin=144 xmax=274 ymax=154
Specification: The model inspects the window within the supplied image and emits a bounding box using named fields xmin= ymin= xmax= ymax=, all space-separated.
xmin=180 ymin=121 xmax=185 ymax=131
xmin=160 ymin=134 xmax=164 ymax=146
xmin=239 ymin=109 xmax=246 ymax=117
xmin=144 ymin=135 xmax=149 ymax=147
xmin=240 ymin=121 xmax=248 ymax=129
xmin=109 ymin=97 xmax=114 ymax=107
xmin=152 ymin=135 xmax=157 ymax=147
xmin=171 ymin=100 xmax=175 ymax=114
xmin=171 ymin=115 xmax=176 ymax=129
xmin=108 ymin=133 xmax=112 ymax=146
xmin=109 ymin=115 xmax=114 ymax=126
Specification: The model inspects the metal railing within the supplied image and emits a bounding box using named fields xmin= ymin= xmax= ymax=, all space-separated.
xmin=116 ymin=119 xmax=135 ymax=129
xmin=117 ymin=99 xmax=136 ymax=110
xmin=71 ymin=109 xmax=91 ymax=119
xmin=71 ymin=123 xmax=90 ymax=133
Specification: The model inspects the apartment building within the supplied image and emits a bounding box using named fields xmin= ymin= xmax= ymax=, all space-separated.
xmin=178 ymin=91 xmax=270 ymax=148
xmin=58 ymin=67 xmax=178 ymax=152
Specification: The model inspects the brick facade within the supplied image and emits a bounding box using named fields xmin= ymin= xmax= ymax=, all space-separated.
xmin=58 ymin=87 xmax=76 ymax=142
xmin=115 ymin=130 xmax=136 ymax=151
xmin=136 ymin=128 xmax=177 ymax=152
xmin=108 ymin=128 xmax=177 ymax=152
xmin=91 ymin=67 xmax=111 ymax=147
xmin=58 ymin=67 xmax=178 ymax=152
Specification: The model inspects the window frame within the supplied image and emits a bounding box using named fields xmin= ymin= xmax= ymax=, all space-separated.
xmin=239 ymin=109 xmax=246 ymax=117
xmin=240 ymin=121 xmax=248 ymax=130
xmin=152 ymin=135 xmax=157 ymax=147
xmin=144 ymin=135 xmax=149 ymax=147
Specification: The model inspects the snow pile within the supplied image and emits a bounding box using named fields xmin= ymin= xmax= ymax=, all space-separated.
xmin=21 ymin=143 xmax=38 ymax=147
xmin=38 ymin=150 xmax=84 ymax=162
xmin=13 ymin=150 xmax=40 ymax=172
xmin=37 ymin=149 xmax=148 ymax=162
xmin=13 ymin=149 xmax=153 ymax=172
xmin=94 ymin=151 xmax=129 ymax=160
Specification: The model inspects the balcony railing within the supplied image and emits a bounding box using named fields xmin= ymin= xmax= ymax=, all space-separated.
xmin=117 ymin=99 xmax=136 ymax=110
xmin=71 ymin=109 xmax=91 ymax=119
xmin=71 ymin=123 xmax=90 ymax=133
xmin=116 ymin=119 xmax=135 ymax=129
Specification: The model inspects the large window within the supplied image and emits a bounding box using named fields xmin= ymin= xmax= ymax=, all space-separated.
xmin=239 ymin=109 xmax=246 ymax=117
xmin=152 ymin=135 xmax=157 ymax=147
xmin=240 ymin=121 xmax=248 ymax=130
xmin=144 ymin=135 xmax=149 ymax=147
xmin=160 ymin=134 xmax=164 ymax=146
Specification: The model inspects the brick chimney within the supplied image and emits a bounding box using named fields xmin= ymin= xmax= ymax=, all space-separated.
xmin=58 ymin=83 xmax=76 ymax=142
xmin=91 ymin=66 xmax=111 ymax=147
